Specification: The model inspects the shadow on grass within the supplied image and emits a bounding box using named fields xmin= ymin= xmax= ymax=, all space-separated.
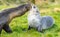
xmin=42 ymin=24 xmax=58 ymax=33
xmin=48 ymin=24 xmax=58 ymax=29
xmin=11 ymin=24 xmax=60 ymax=34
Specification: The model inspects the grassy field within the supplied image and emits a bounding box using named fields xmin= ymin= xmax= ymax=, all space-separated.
xmin=0 ymin=4 xmax=60 ymax=37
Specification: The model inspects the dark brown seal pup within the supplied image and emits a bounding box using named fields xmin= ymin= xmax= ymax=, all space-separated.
xmin=0 ymin=3 xmax=31 ymax=34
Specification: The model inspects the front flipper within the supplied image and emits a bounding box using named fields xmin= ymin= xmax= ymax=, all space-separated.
xmin=28 ymin=26 xmax=32 ymax=30
xmin=0 ymin=25 xmax=3 ymax=34
xmin=3 ymin=24 xmax=12 ymax=33
xmin=37 ymin=25 xmax=43 ymax=33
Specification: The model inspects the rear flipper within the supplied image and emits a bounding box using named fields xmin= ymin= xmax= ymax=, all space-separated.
xmin=37 ymin=25 xmax=43 ymax=33
xmin=3 ymin=24 xmax=12 ymax=33
xmin=42 ymin=16 xmax=54 ymax=29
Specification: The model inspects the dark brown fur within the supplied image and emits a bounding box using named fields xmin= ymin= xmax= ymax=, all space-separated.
xmin=0 ymin=3 xmax=31 ymax=34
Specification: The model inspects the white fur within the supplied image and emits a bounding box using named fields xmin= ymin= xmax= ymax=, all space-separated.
xmin=27 ymin=4 xmax=54 ymax=31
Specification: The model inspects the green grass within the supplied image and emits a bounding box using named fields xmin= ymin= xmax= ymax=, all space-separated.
xmin=0 ymin=4 xmax=60 ymax=37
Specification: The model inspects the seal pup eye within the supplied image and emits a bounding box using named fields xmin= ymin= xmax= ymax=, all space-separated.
xmin=33 ymin=6 xmax=36 ymax=8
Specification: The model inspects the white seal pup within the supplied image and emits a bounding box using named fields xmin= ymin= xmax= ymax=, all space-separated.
xmin=27 ymin=4 xmax=54 ymax=32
